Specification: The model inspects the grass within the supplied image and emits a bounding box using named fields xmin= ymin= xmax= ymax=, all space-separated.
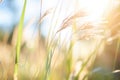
xmin=14 ymin=0 xmax=27 ymax=80
xmin=113 ymin=38 xmax=120 ymax=70
xmin=0 ymin=0 xmax=120 ymax=80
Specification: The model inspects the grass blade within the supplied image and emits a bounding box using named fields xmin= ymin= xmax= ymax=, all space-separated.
xmin=14 ymin=0 xmax=27 ymax=80
xmin=113 ymin=38 xmax=120 ymax=70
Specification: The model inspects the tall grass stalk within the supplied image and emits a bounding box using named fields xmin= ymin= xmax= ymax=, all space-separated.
xmin=113 ymin=38 xmax=120 ymax=70
xmin=64 ymin=20 xmax=76 ymax=80
xmin=36 ymin=0 xmax=43 ymax=77
xmin=38 ymin=0 xmax=42 ymax=49
xmin=44 ymin=50 xmax=53 ymax=80
xmin=43 ymin=1 xmax=64 ymax=79
xmin=67 ymin=42 xmax=73 ymax=80
xmin=46 ymin=0 xmax=62 ymax=47
xmin=44 ymin=43 xmax=57 ymax=80
xmin=14 ymin=0 xmax=27 ymax=80
xmin=74 ymin=40 xmax=102 ymax=80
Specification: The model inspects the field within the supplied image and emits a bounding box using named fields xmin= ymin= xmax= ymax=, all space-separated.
xmin=0 ymin=0 xmax=120 ymax=80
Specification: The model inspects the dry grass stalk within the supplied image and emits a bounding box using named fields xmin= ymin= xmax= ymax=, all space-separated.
xmin=57 ymin=11 xmax=86 ymax=33
xmin=72 ymin=21 xmax=105 ymax=40
xmin=38 ymin=9 xmax=53 ymax=24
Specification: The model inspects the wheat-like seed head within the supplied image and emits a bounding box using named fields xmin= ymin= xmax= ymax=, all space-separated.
xmin=57 ymin=11 xmax=87 ymax=33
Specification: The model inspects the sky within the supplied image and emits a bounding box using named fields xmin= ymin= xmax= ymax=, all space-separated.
xmin=0 ymin=0 xmax=117 ymax=40
xmin=0 ymin=0 xmax=73 ymax=33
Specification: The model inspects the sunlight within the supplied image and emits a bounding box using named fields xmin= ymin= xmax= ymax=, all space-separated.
xmin=57 ymin=0 xmax=113 ymax=54
xmin=72 ymin=0 xmax=113 ymax=65
xmin=78 ymin=0 xmax=111 ymax=22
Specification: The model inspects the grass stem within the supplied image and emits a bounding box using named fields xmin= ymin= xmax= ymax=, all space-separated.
xmin=14 ymin=0 xmax=27 ymax=80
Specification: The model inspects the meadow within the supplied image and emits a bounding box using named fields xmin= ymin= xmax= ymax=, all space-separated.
xmin=0 ymin=0 xmax=120 ymax=80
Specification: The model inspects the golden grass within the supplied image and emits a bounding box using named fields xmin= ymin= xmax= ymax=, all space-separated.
xmin=0 ymin=0 xmax=120 ymax=80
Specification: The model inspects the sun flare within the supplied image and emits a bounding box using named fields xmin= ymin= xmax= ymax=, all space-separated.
xmin=78 ymin=0 xmax=111 ymax=22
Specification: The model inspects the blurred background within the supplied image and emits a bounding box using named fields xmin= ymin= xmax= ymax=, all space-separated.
xmin=0 ymin=0 xmax=120 ymax=80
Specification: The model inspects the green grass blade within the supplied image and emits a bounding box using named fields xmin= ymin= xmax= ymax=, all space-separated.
xmin=74 ymin=40 xmax=102 ymax=80
xmin=113 ymin=38 xmax=120 ymax=70
xmin=44 ymin=49 xmax=53 ymax=80
xmin=14 ymin=0 xmax=27 ymax=80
